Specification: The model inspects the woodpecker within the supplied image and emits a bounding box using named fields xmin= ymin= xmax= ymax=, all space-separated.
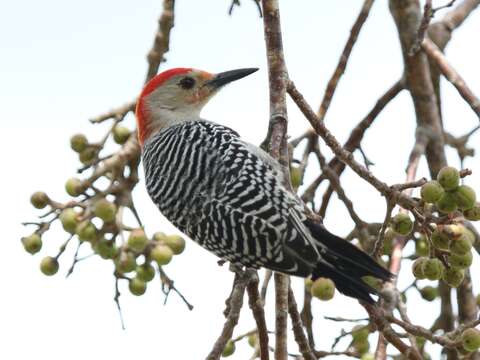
xmin=136 ymin=67 xmax=391 ymax=303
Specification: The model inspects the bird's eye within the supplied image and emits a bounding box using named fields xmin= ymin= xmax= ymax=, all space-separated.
xmin=178 ymin=76 xmax=196 ymax=90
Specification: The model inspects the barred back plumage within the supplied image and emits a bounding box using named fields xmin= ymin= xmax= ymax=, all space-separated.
xmin=142 ymin=120 xmax=392 ymax=303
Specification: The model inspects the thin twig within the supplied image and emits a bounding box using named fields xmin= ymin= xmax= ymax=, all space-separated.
xmin=114 ymin=277 xmax=126 ymax=330
xmin=364 ymin=304 xmax=422 ymax=359
xmin=145 ymin=0 xmax=175 ymax=82
xmin=246 ymin=270 xmax=270 ymax=360
xmin=66 ymin=242 xmax=83 ymax=278
xmin=422 ymin=38 xmax=480 ymax=119
xmin=301 ymin=285 xmax=315 ymax=350
xmin=318 ymin=79 xmax=405 ymax=216
xmin=372 ymin=199 xmax=394 ymax=258
xmin=386 ymin=315 xmax=462 ymax=348
xmin=159 ymin=267 xmax=194 ymax=310
xmin=312 ymin=139 xmax=366 ymax=230
xmin=318 ymin=0 xmax=376 ymax=121
xmin=409 ymin=0 xmax=433 ymax=55
xmin=228 ymin=0 xmax=263 ymax=16
xmin=206 ymin=271 xmax=249 ymax=360
xmin=261 ymin=270 xmax=273 ymax=302
xmin=89 ymin=102 xmax=135 ymax=124
xmin=287 ymin=81 xmax=419 ymax=212
xmin=287 ymin=286 xmax=316 ymax=360
xmin=274 ymin=273 xmax=289 ymax=360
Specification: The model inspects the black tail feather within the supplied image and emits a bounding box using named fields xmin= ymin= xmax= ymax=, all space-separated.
xmin=305 ymin=219 xmax=393 ymax=303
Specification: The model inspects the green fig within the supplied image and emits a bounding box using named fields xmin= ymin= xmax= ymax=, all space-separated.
xmin=30 ymin=191 xmax=49 ymax=209
xmin=311 ymin=277 xmax=335 ymax=301
xmin=40 ymin=256 xmax=59 ymax=276
xmin=421 ymin=180 xmax=444 ymax=203
xmin=437 ymin=166 xmax=460 ymax=191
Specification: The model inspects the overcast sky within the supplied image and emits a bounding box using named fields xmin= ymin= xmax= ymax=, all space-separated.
xmin=1 ymin=1 xmax=479 ymax=359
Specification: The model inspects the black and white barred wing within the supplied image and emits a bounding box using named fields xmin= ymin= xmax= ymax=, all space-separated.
xmin=143 ymin=121 xmax=320 ymax=275
xmin=184 ymin=125 xmax=321 ymax=275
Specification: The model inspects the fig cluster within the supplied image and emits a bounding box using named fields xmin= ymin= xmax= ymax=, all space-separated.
xmin=411 ymin=224 xmax=475 ymax=288
xmin=23 ymin=191 xmax=186 ymax=297
xmin=380 ymin=213 xmax=414 ymax=256
xmin=421 ymin=166 xmax=478 ymax=218
xmin=70 ymin=130 xmax=131 ymax=166
xmin=407 ymin=166 xmax=480 ymax=291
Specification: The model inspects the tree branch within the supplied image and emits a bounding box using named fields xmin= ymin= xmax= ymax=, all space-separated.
xmin=246 ymin=270 xmax=270 ymax=360
xmin=422 ymin=38 xmax=480 ymax=119
xmin=389 ymin=0 xmax=447 ymax=178
xmin=260 ymin=1 xmax=291 ymax=358
xmin=318 ymin=0 xmax=376 ymax=121
xmin=273 ymin=273 xmax=289 ymax=360
xmin=145 ymin=0 xmax=175 ymax=82
xmin=287 ymin=286 xmax=316 ymax=360
xmin=206 ymin=271 xmax=248 ymax=360
xmin=287 ymin=81 xmax=419 ymax=212
xmin=318 ymin=79 xmax=405 ymax=217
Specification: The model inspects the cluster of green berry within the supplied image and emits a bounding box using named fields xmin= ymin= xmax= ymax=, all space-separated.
xmin=70 ymin=126 xmax=131 ymax=165
xmin=408 ymin=165 xmax=479 ymax=289
xmin=349 ymin=318 xmax=480 ymax=357
xmin=412 ymin=224 xmax=474 ymax=288
xmin=421 ymin=166 xmax=478 ymax=218
xmin=23 ymin=189 xmax=185 ymax=297
xmin=120 ymin=230 xmax=185 ymax=296
xmin=23 ymin=130 xmax=188 ymax=297
xmin=414 ymin=325 xmax=480 ymax=357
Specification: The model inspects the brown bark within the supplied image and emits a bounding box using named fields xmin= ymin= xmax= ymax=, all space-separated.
xmin=389 ymin=1 xmax=479 ymax=359
xmin=287 ymin=287 xmax=316 ymax=360
xmin=206 ymin=273 xmax=248 ymax=360
xmin=261 ymin=1 xmax=291 ymax=359
xmin=246 ymin=271 xmax=270 ymax=360
xmin=145 ymin=0 xmax=176 ymax=82
xmin=389 ymin=0 xmax=446 ymax=178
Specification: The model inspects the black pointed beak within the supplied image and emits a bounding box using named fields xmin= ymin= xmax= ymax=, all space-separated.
xmin=205 ymin=68 xmax=258 ymax=89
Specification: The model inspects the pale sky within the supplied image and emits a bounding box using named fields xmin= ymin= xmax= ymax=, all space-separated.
xmin=1 ymin=1 xmax=479 ymax=359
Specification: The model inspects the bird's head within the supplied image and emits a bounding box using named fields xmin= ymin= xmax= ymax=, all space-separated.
xmin=135 ymin=67 xmax=258 ymax=146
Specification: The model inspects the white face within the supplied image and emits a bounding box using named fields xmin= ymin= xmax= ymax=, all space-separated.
xmin=145 ymin=70 xmax=217 ymax=126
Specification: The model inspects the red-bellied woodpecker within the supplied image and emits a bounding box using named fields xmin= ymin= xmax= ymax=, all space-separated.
xmin=136 ymin=67 xmax=392 ymax=303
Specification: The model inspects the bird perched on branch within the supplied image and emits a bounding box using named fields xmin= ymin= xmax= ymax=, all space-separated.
xmin=136 ymin=67 xmax=392 ymax=303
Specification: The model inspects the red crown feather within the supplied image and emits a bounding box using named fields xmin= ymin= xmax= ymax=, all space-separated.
xmin=135 ymin=68 xmax=192 ymax=146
